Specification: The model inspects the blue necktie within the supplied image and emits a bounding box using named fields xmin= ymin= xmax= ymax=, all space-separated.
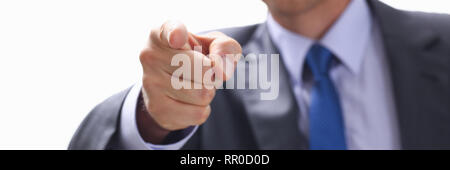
xmin=306 ymin=44 xmax=347 ymax=150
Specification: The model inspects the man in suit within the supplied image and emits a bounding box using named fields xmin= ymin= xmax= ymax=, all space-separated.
xmin=69 ymin=0 xmax=450 ymax=150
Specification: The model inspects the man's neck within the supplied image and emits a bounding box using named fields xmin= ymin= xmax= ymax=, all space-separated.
xmin=269 ymin=0 xmax=351 ymax=40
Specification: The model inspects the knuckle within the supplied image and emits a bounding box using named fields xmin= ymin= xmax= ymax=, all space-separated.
xmin=211 ymin=38 xmax=242 ymax=54
xmin=139 ymin=49 xmax=155 ymax=65
xmin=222 ymin=38 xmax=237 ymax=46
xmin=223 ymin=39 xmax=242 ymax=53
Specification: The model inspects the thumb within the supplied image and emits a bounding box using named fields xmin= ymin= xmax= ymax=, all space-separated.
xmin=160 ymin=20 xmax=190 ymax=50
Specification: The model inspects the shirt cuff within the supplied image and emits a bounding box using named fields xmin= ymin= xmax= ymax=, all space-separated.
xmin=118 ymin=81 xmax=198 ymax=150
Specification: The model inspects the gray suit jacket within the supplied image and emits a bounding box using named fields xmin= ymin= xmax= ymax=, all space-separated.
xmin=69 ymin=0 xmax=450 ymax=150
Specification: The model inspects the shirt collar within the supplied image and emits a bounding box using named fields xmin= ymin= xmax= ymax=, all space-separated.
xmin=267 ymin=0 xmax=372 ymax=83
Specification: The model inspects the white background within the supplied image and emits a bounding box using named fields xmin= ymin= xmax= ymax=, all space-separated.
xmin=0 ymin=0 xmax=448 ymax=150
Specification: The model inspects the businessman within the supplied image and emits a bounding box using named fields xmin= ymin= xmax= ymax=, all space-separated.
xmin=69 ymin=0 xmax=450 ymax=150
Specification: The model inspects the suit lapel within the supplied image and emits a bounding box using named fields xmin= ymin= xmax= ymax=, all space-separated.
xmin=235 ymin=0 xmax=450 ymax=150
xmin=231 ymin=24 xmax=308 ymax=149
xmin=369 ymin=0 xmax=450 ymax=149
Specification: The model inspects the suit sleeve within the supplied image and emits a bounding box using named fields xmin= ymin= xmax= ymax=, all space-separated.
xmin=116 ymin=82 xmax=198 ymax=150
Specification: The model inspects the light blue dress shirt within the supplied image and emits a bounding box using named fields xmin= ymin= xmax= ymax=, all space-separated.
xmin=118 ymin=0 xmax=400 ymax=150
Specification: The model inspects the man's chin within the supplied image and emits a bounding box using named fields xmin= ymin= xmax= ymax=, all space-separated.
xmin=264 ymin=0 xmax=326 ymax=16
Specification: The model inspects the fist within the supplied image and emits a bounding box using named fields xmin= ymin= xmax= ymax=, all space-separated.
xmin=139 ymin=21 xmax=242 ymax=131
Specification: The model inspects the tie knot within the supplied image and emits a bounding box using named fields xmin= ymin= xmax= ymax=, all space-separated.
xmin=306 ymin=44 xmax=334 ymax=79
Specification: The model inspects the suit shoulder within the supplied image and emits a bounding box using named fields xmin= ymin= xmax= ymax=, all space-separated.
xmin=68 ymin=87 xmax=131 ymax=150
xmin=407 ymin=11 xmax=450 ymax=24
xmin=404 ymin=11 xmax=450 ymax=39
